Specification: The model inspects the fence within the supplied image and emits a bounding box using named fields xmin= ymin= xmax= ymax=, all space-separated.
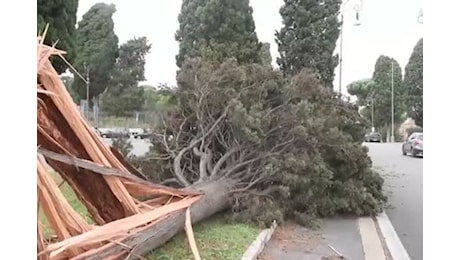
xmin=78 ymin=103 xmax=160 ymax=128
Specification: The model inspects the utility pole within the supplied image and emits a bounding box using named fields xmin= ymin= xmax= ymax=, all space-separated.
xmin=84 ymin=62 xmax=90 ymax=119
xmin=391 ymin=60 xmax=395 ymax=143
xmin=371 ymin=97 xmax=374 ymax=131
xmin=339 ymin=13 xmax=344 ymax=95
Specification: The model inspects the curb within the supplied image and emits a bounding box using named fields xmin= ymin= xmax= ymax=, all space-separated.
xmin=240 ymin=220 xmax=278 ymax=260
xmin=375 ymin=211 xmax=411 ymax=260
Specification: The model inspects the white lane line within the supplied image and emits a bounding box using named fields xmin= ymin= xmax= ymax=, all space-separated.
xmin=375 ymin=211 xmax=411 ymax=260
xmin=358 ymin=217 xmax=386 ymax=260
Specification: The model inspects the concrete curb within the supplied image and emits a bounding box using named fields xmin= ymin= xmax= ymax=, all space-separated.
xmin=375 ymin=211 xmax=411 ymax=260
xmin=240 ymin=220 xmax=278 ymax=260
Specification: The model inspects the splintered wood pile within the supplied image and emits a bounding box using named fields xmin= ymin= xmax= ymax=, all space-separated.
xmin=37 ymin=33 xmax=202 ymax=260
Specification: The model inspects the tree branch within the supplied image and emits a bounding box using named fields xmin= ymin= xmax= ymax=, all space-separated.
xmin=211 ymin=146 xmax=241 ymax=178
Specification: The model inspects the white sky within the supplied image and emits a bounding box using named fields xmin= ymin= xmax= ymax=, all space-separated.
xmin=76 ymin=0 xmax=423 ymax=95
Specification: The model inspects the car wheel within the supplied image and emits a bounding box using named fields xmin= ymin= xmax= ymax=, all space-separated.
xmin=411 ymin=147 xmax=417 ymax=157
xmin=402 ymin=148 xmax=406 ymax=156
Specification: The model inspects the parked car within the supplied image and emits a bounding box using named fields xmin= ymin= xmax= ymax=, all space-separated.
xmin=128 ymin=128 xmax=144 ymax=136
xmin=402 ymin=132 xmax=423 ymax=157
xmin=133 ymin=131 xmax=153 ymax=139
xmin=100 ymin=127 xmax=130 ymax=139
xmin=364 ymin=132 xmax=382 ymax=143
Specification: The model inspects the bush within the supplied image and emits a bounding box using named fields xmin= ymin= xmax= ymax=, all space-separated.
xmin=406 ymin=126 xmax=423 ymax=137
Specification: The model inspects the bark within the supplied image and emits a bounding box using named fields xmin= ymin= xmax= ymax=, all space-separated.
xmin=37 ymin=95 xmax=125 ymax=224
xmin=78 ymin=179 xmax=238 ymax=260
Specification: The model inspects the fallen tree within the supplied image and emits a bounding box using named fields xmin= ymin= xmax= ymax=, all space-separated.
xmin=135 ymin=58 xmax=387 ymax=232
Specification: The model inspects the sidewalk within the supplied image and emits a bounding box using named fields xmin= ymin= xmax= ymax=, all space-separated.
xmin=257 ymin=213 xmax=409 ymax=260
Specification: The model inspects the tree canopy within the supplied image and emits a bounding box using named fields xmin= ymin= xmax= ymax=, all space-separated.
xmin=37 ymin=0 xmax=78 ymax=74
xmin=403 ymin=38 xmax=423 ymax=126
xmin=135 ymin=58 xmax=386 ymax=226
xmin=276 ymin=0 xmax=342 ymax=88
xmin=370 ymin=55 xmax=405 ymax=130
xmin=175 ymin=0 xmax=262 ymax=67
xmin=259 ymin=42 xmax=273 ymax=66
xmin=100 ymin=37 xmax=151 ymax=117
xmin=71 ymin=3 xmax=119 ymax=105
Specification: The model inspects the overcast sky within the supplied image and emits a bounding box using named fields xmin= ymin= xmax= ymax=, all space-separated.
xmin=76 ymin=0 xmax=423 ymax=95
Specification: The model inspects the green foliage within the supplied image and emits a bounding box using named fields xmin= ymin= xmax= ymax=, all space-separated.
xmin=143 ymin=85 xmax=177 ymax=112
xmin=259 ymin=42 xmax=272 ymax=66
xmin=175 ymin=0 xmax=262 ymax=67
xmin=100 ymin=37 xmax=151 ymax=117
xmin=404 ymin=38 xmax=423 ymax=127
xmin=347 ymin=79 xmax=376 ymax=106
xmin=276 ymin=0 xmax=341 ymax=88
xmin=406 ymin=126 xmax=423 ymax=137
xmin=140 ymin=58 xmax=386 ymax=226
xmin=100 ymin=87 xmax=145 ymax=117
xmin=371 ymin=56 xmax=405 ymax=129
xmin=71 ymin=3 xmax=119 ymax=104
xmin=37 ymin=0 xmax=78 ymax=74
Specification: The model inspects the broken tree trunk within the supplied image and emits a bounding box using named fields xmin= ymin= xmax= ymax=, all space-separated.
xmin=76 ymin=179 xmax=238 ymax=260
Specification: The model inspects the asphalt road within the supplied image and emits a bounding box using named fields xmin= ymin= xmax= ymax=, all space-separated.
xmin=366 ymin=142 xmax=423 ymax=260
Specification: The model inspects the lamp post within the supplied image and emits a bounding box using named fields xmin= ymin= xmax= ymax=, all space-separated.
xmin=417 ymin=8 xmax=423 ymax=24
xmin=338 ymin=0 xmax=363 ymax=95
xmin=390 ymin=60 xmax=395 ymax=143
xmin=83 ymin=62 xmax=90 ymax=119
xmin=364 ymin=80 xmax=375 ymax=131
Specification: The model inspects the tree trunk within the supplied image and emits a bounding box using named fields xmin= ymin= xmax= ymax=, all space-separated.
xmin=78 ymin=178 xmax=238 ymax=260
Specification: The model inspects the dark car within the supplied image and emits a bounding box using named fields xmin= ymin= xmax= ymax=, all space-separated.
xmin=133 ymin=132 xmax=153 ymax=139
xmin=100 ymin=128 xmax=130 ymax=139
xmin=402 ymin=132 xmax=423 ymax=157
xmin=365 ymin=132 xmax=382 ymax=143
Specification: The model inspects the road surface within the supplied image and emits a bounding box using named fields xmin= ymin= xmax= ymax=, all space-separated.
xmin=366 ymin=142 xmax=423 ymax=260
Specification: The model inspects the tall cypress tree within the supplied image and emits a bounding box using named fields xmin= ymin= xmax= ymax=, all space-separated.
xmin=71 ymin=3 xmax=119 ymax=104
xmin=276 ymin=0 xmax=341 ymax=88
xmin=175 ymin=0 xmax=262 ymax=67
xmin=371 ymin=55 xmax=404 ymax=129
xmin=403 ymin=38 xmax=423 ymax=127
xmin=37 ymin=0 xmax=79 ymax=74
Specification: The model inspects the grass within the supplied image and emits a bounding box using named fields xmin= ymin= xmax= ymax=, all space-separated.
xmin=39 ymin=171 xmax=261 ymax=259
xmin=148 ymin=215 xmax=260 ymax=260
xmin=39 ymin=171 xmax=93 ymax=238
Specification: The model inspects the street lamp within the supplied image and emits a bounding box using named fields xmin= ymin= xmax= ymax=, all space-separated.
xmin=83 ymin=62 xmax=90 ymax=119
xmin=390 ymin=60 xmax=395 ymax=143
xmin=417 ymin=8 xmax=423 ymax=24
xmin=338 ymin=0 xmax=363 ymax=95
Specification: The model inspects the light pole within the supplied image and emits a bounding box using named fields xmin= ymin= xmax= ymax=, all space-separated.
xmin=390 ymin=60 xmax=395 ymax=143
xmin=417 ymin=8 xmax=423 ymax=24
xmin=83 ymin=62 xmax=90 ymax=119
xmin=338 ymin=0 xmax=363 ymax=95
xmin=364 ymin=80 xmax=375 ymax=131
